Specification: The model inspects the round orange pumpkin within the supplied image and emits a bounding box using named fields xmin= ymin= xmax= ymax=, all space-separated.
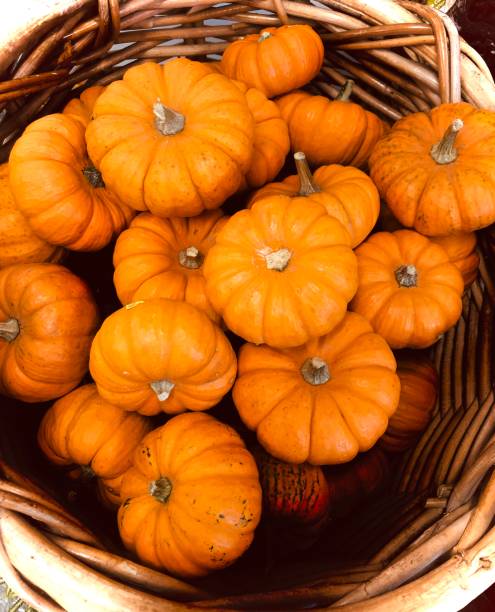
xmin=232 ymin=312 xmax=400 ymax=465
xmin=249 ymin=152 xmax=380 ymax=248
xmin=276 ymin=83 xmax=388 ymax=168
xmin=8 ymin=113 xmax=134 ymax=251
xmin=118 ymin=412 xmax=262 ymax=578
xmin=203 ymin=196 xmax=358 ymax=348
xmin=369 ymin=102 xmax=495 ymax=235
xmin=89 ymin=298 xmax=236 ymax=416
xmin=0 ymin=163 xmax=64 ymax=268
xmin=430 ymin=232 xmax=479 ymax=288
xmin=62 ymin=85 xmax=105 ymax=127
xmin=113 ymin=210 xmax=227 ymax=324
xmin=379 ymin=351 xmax=438 ymax=452
xmin=38 ymin=384 xmax=151 ymax=505
xmin=351 ymin=230 xmax=464 ymax=349
xmin=0 ymin=263 xmax=99 ymax=402
xmin=86 ymin=59 xmax=254 ymax=218
xmin=220 ymin=25 xmax=324 ymax=98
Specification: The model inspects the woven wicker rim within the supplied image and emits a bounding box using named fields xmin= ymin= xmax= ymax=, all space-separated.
xmin=1 ymin=1 xmax=495 ymax=610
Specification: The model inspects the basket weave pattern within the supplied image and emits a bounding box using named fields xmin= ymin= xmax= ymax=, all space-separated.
xmin=1 ymin=1 xmax=495 ymax=610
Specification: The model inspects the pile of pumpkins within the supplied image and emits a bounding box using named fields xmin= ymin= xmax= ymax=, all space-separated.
xmin=0 ymin=22 xmax=492 ymax=579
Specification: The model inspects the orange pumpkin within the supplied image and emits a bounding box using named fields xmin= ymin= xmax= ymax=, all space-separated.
xmin=220 ymin=25 xmax=324 ymax=98
xmin=369 ymin=102 xmax=495 ymax=235
xmin=0 ymin=263 xmax=99 ymax=402
xmin=276 ymin=82 xmax=388 ymax=168
xmin=233 ymin=80 xmax=290 ymax=189
xmin=379 ymin=351 xmax=438 ymax=452
xmin=62 ymin=85 xmax=105 ymax=127
xmin=249 ymin=152 xmax=379 ymax=248
xmin=118 ymin=412 xmax=262 ymax=577
xmin=86 ymin=59 xmax=254 ymax=218
xmin=89 ymin=298 xmax=236 ymax=416
xmin=113 ymin=210 xmax=227 ymax=324
xmin=8 ymin=113 xmax=134 ymax=251
xmin=351 ymin=230 xmax=464 ymax=349
xmin=430 ymin=232 xmax=479 ymax=288
xmin=0 ymin=163 xmax=64 ymax=268
xmin=232 ymin=312 xmax=400 ymax=465
xmin=203 ymin=196 xmax=358 ymax=348
xmin=38 ymin=384 xmax=151 ymax=505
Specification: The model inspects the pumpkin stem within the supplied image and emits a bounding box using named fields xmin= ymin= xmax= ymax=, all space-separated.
xmin=258 ymin=31 xmax=272 ymax=42
xmin=149 ymin=477 xmax=173 ymax=503
xmin=395 ymin=264 xmax=418 ymax=288
xmin=79 ymin=465 xmax=96 ymax=481
xmin=150 ymin=379 xmax=175 ymax=401
xmin=0 ymin=318 xmax=20 ymax=342
xmin=294 ymin=152 xmax=320 ymax=196
xmin=179 ymin=246 xmax=203 ymax=269
xmin=301 ymin=357 xmax=330 ymax=385
xmin=82 ymin=166 xmax=105 ymax=188
xmin=430 ymin=119 xmax=464 ymax=165
xmin=264 ymin=248 xmax=292 ymax=271
xmin=336 ymin=79 xmax=355 ymax=102
xmin=153 ymin=98 xmax=185 ymax=136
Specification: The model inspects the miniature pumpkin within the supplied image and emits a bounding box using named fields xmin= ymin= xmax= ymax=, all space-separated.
xmin=0 ymin=163 xmax=64 ymax=268
xmin=220 ymin=25 xmax=324 ymax=98
xmin=276 ymin=82 xmax=388 ymax=168
xmin=0 ymin=263 xmax=99 ymax=402
xmin=351 ymin=230 xmax=464 ymax=349
xmin=203 ymin=196 xmax=358 ymax=348
xmin=254 ymin=446 xmax=330 ymax=527
xmin=430 ymin=232 xmax=479 ymax=288
xmin=249 ymin=152 xmax=379 ymax=248
xmin=324 ymin=446 xmax=390 ymax=517
xmin=369 ymin=102 xmax=495 ymax=235
xmin=232 ymin=312 xmax=400 ymax=465
xmin=89 ymin=298 xmax=236 ymax=416
xmin=113 ymin=210 xmax=227 ymax=323
xmin=86 ymin=59 xmax=254 ymax=218
xmin=8 ymin=113 xmax=134 ymax=251
xmin=233 ymin=80 xmax=290 ymax=188
xmin=379 ymin=351 xmax=438 ymax=452
xmin=38 ymin=384 xmax=151 ymax=505
xmin=118 ymin=412 xmax=262 ymax=577
xmin=62 ymin=85 xmax=106 ymax=127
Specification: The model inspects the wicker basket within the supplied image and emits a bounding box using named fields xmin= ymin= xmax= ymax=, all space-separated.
xmin=1 ymin=1 xmax=495 ymax=610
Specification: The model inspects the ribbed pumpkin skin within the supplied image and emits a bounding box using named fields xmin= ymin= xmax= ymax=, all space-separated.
xmin=0 ymin=263 xmax=99 ymax=402
xmin=233 ymin=312 xmax=400 ymax=465
xmin=254 ymin=447 xmax=330 ymax=526
xmin=86 ymin=59 xmax=255 ymax=218
xmin=379 ymin=352 xmax=438 ymax=452
xmin=249 ymin=163 xmax=380 ymax=248
xmin=203 ymin=196 xmax=358 ymax=348
xmin=369 ymin=102 xmax=495 ymax=235
xmin=62 ymin=85 xmax=106 ymax=127
xmin=0 ymin=163 xmax=64 ymax=268
xmin=38 ymin=384 xmax=151 ymax=505
xmin=324 ymin=446 xmax=390 ymax=517
xmin=118 ymin=412 xmax=262 ymax=578
xmin=220 ymin=25 xmax=324 ymax=98
xmin=430 ymin=232 xmax=479 ymax=288
xmin=352 ymin=230 xmax=464 ymax=349
xmin=276 ymin=90 xmax=387 ymax=167
xmin=8 ymin=113 xmax=134 ymax=251
xmin=113 ymin=210 xmax=227 ymax=324
xmin=233 ymin=80 xmax=290 ymax=188
xmin=89 ymin=298 xmax=237 ymax=416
